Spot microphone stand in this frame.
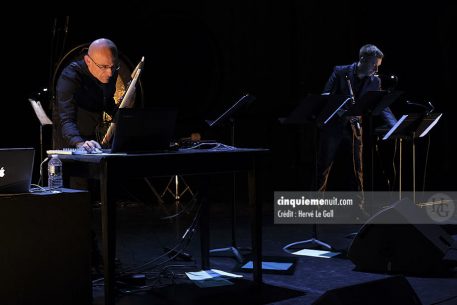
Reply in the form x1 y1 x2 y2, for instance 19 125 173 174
209 118 245 263
206 94 256 263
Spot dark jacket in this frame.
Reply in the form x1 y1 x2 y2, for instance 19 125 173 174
323 62 397 128
53 60 117 148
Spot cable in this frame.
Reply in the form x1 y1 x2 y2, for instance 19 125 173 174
139 207 199 272
118 264 197 295
48 17 72 113
57 17 70 65
50 43 89 103
148 264 194 287
160 192 198 220
91 205 199 286
391 138 398 192
429 295 457 305
38 157 49 187
422 134 431 191
180 142 238 151
30 184 47 193
117 195 202 274
375 136 392 190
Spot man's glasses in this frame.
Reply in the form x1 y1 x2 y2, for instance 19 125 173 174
87 54 120 72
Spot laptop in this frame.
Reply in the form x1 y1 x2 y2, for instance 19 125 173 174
0 148 35 193
110 107 178 153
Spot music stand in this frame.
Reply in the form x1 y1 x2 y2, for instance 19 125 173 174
29 98 53 186
205 94 256 263
205 94 256 127
382 112 443 202
280 94 351 252
343 90 402 192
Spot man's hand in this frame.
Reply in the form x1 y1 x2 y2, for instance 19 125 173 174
76 140 102 153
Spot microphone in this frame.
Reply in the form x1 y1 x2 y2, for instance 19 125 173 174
345 74 355 104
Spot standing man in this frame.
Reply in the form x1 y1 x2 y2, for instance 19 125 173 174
52 38 122 270
53 38 120 152
317 44 397 214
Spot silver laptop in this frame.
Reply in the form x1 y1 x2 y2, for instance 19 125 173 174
0 148 35 193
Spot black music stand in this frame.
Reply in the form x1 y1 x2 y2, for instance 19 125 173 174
29 97 53 186
382 112 443 202
343 90 402 192
280 94 351 252
206 94 256 263
280 93 351 187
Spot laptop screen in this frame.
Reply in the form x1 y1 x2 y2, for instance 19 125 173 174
0 148 35 194
110 108 178 154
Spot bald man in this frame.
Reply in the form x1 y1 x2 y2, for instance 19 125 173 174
53 38 120 152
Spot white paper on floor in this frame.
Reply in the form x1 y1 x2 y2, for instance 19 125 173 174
292 249 340 258
185 269 243 288
241 261 294 270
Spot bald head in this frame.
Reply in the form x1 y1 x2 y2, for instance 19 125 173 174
88 38 118 59
85 38 119 83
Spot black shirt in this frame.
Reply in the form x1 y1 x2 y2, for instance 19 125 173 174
53 59 117 148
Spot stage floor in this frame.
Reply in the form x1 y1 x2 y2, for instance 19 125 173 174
90 183 457 305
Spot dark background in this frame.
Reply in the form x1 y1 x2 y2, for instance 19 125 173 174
2 4 455 193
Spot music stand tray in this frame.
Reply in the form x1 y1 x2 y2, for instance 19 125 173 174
280 94 329 125
382 112 443 201
372 90 403 116
382 112 443 140
344 90 402 116
206 94 256 127
280 91 400 127
315 95 352 127
314 90 400 127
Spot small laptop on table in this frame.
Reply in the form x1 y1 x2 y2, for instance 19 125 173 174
110 107 178 154
0 148 35 194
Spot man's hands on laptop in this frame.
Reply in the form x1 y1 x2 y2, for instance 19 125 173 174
76 140 103 154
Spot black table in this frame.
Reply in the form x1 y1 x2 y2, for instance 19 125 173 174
57 148 269 305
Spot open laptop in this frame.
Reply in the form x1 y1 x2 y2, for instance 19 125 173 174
0 148 35 193
110 107 178 154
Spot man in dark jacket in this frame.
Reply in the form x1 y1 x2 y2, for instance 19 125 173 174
317 44 396 213
52 38 121 270
53 38 119 152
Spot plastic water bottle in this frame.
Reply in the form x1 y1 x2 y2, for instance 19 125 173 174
48 154 63 189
